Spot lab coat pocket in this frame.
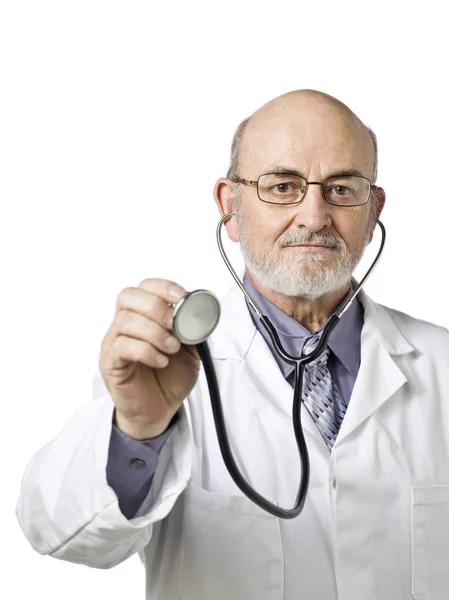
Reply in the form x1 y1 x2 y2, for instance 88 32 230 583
411 485 449 600
180 483 284 600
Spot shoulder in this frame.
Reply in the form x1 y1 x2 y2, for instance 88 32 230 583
380 302 449 350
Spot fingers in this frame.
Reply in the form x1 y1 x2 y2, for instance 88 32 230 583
116 310 181 355
102 279 187 370
114 335 171 369
115 287 173 328
138 278 185 305
115 278 185 320
104 311 181 371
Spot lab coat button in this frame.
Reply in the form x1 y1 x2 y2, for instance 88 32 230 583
130 458 146 468
332 477 336 488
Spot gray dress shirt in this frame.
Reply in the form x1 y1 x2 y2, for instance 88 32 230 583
242 275 364 405
106 277 364 518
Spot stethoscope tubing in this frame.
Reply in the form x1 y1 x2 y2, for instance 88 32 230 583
198 217 386 518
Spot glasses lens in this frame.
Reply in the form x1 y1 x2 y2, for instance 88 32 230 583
324 176 370 206
258 174 306 204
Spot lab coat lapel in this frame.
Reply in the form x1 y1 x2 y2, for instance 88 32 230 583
335 289 414 446
210 283 416 450
239 326 326 447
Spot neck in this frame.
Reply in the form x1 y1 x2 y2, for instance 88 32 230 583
246 271 351 333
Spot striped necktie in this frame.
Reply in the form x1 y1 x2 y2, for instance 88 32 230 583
302 335 346 450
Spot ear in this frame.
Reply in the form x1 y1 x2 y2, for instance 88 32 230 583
368 186 386 242
213 178 240 242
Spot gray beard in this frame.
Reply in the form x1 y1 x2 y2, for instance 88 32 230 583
240 242 362 300
237 218 370 300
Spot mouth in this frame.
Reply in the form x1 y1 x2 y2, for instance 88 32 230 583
285 243 334 250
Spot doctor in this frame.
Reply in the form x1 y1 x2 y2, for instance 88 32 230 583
17 90 449 600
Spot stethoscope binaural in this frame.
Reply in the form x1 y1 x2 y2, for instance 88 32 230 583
172 212 386 519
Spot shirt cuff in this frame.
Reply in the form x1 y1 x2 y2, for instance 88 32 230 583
106 414 179 519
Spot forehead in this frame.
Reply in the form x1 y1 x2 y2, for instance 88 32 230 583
240 105 374 179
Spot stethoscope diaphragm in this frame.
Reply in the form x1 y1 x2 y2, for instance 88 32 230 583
172 289 221 345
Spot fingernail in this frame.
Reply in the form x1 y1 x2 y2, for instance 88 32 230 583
165 335 180 351
169 285 185 302
156 354 169 367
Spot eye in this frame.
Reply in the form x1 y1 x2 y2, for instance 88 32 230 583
258 173 304 204
274 183 295 194
324 176 367 205
332 185 351 196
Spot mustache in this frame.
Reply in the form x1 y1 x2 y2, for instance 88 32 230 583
277 229 347 250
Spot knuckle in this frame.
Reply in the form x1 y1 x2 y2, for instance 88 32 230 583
138 278 151 288
100 336 110 357
114 308 130 330
146 294 163 318
113 334 126 355
110 338 125 364
165 279 176 296
138 277 163 290
116 287 135 309
146 322 166 350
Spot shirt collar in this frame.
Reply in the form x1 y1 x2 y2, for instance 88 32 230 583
243 273 364 379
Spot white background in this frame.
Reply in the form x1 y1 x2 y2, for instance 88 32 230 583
1 0 448 598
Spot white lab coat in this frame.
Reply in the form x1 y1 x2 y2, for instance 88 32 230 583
16 284 449 600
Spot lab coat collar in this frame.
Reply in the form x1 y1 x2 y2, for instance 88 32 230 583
208 281 415 451
209 282 414 361
356 287 414 355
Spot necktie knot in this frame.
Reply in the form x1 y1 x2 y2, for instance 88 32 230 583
302 334 330 368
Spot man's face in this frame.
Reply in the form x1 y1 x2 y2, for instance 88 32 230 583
233 100 379 299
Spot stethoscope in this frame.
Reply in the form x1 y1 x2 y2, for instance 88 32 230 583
171 211 386 519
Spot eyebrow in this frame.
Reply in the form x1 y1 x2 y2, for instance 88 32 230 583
263 166 368 179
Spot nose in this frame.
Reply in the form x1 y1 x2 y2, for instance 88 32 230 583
291 182 332 232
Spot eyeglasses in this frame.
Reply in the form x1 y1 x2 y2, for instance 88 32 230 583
230 172 376 207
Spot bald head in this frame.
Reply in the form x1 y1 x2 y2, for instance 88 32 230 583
227 90 378 184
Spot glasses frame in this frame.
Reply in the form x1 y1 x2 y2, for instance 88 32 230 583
230 172 377 207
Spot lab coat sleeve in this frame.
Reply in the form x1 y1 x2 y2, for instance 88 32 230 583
15 370 193 569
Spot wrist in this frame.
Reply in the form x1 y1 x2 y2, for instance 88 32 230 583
113 410 172 440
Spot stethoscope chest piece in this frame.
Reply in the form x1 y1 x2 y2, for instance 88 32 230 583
172 289 221 345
